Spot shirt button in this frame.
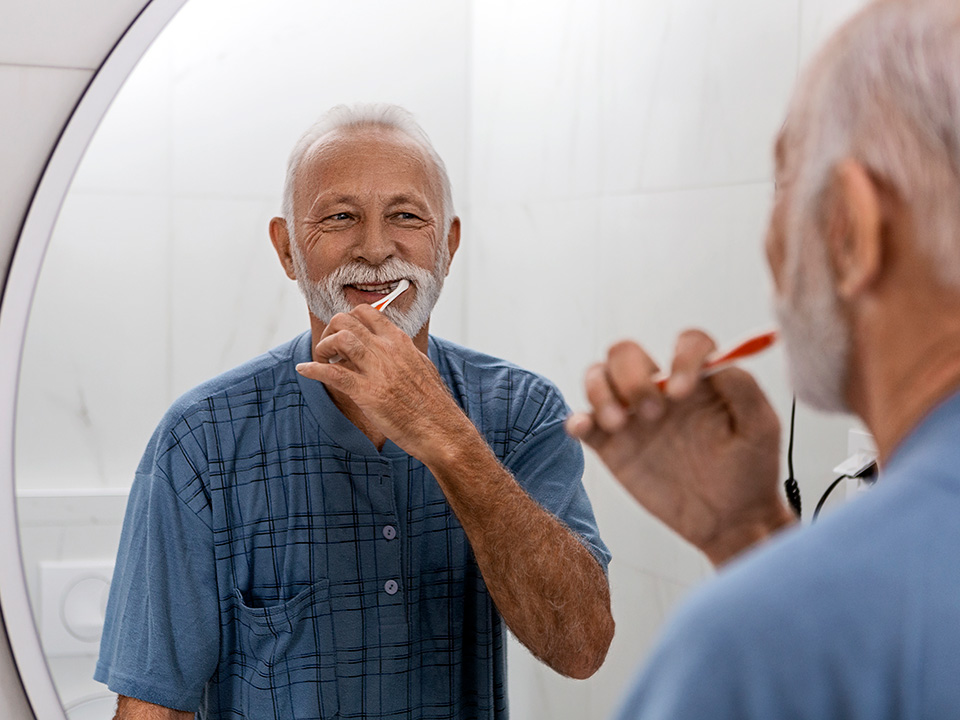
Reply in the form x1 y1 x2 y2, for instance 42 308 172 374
382 525 397 540
384 580 399 595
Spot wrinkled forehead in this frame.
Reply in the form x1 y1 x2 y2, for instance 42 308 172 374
294 128 442 210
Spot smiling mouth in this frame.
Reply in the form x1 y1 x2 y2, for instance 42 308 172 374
347 281 403 294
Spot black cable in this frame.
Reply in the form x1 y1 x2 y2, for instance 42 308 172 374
813 462 878 521
813 475 846 520
784 397 802 517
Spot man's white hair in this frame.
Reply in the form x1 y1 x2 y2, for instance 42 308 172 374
281 103 455 240
786 0 960 288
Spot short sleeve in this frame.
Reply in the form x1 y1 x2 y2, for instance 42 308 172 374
95 418 220 712
501 379 611 571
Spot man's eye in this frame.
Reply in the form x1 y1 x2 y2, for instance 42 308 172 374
326 212 352 221
396 212 422 221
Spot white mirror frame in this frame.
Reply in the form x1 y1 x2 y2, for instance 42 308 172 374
0 1 187 715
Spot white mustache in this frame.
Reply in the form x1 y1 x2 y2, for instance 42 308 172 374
327 260 432 289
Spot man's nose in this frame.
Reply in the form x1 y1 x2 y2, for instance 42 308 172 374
354 219 395 265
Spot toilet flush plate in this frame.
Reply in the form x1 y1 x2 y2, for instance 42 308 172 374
39 560 114 657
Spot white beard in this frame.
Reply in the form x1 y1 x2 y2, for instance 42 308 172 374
775 236 852 413
290 240 449 339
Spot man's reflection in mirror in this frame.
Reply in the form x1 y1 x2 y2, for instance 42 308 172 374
95 104 614 720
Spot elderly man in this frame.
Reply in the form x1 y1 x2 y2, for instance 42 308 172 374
568 0 960 717
96 104 613 719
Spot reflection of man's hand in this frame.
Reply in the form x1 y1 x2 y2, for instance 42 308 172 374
566 330 795 566
296 304 468 463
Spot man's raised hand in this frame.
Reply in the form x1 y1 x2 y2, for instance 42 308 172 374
566 330 795 566
296 304 470 465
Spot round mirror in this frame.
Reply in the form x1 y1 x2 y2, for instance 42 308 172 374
5 0 865 717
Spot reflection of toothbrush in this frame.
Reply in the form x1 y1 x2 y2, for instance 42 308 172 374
329 279 411 363
654 329 778 390
371 278 410 311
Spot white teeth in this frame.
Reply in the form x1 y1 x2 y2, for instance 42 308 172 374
352 281 399 292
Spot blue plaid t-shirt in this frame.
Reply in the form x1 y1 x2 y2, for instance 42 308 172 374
96 331 609 719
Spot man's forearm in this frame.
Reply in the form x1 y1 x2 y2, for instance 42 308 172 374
423 427 614 679
113 695 194 720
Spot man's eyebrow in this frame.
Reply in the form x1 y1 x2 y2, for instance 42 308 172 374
317 194 358 205
305 193 357 216
386 193 431 209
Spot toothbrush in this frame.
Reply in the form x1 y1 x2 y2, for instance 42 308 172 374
370 278 410 311
653 329 778 390
328 279 411 363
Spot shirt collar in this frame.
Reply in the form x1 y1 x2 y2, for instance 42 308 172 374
884 386 960 478
293 330 439 459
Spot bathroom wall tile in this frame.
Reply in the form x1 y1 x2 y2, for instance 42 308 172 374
167 0 469 206
599 0 799 192
16 493 126 619
799 0 872 65
469 0 602 205
595 184 777 363
0 0 148 69
168 195 304 394
507 636 590 720
429 206 469 347
0 64 91 277
461 197 600 409
47 656 115 716
16 490 129 529
69 35 173 196
588 567 697 719
16 192 172 491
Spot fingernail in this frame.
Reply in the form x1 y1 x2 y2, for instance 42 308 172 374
641 399 663 421
295 363 306 374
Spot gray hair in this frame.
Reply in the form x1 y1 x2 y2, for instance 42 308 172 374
786 0 960 287
281 103 455 240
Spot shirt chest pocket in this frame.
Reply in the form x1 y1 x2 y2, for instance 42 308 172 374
230 579 340 719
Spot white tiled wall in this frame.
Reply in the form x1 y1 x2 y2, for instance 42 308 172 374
5 0 874 718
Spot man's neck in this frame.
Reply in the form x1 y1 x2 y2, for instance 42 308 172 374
850 292 960 465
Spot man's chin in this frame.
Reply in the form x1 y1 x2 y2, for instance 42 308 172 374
787 356 852 414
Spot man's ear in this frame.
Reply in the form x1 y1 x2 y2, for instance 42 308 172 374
269 217 297 280
826 159 883 299
444 217 461 276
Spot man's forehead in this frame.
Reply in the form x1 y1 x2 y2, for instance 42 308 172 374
305 127 427 169
773 118 800 174
297 128 435 190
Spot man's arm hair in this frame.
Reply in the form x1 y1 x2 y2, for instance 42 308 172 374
113 695 194 719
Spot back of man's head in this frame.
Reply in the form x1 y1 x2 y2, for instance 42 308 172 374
787 0 960 288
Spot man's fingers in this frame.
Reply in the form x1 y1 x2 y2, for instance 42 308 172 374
606 340 664 420
667 329 718 399
565 411 596 440
352 303 401 335
295 359 356 392
708 366 780 440
315 329 368 365
584 363 629 432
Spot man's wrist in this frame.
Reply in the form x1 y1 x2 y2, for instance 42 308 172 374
702 500 797 567
413 403 488 473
